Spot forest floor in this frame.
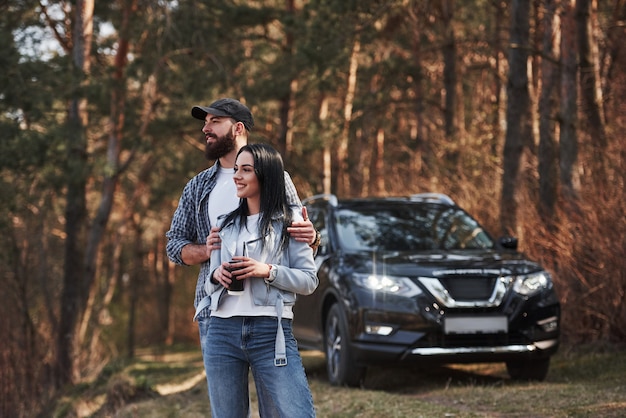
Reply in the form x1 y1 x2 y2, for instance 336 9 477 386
55 342 625 418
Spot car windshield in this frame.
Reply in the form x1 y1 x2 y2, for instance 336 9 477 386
335 203 494 252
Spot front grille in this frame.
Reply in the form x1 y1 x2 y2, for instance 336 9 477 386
439 277 496 301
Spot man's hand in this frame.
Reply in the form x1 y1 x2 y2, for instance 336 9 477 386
205 226 222 258
287 207 316 245
181 226 221 266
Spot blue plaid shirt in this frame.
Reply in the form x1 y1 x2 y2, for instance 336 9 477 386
165 160 302 319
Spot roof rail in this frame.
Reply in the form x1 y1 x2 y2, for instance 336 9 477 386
302 193 338 207
409 193 455 206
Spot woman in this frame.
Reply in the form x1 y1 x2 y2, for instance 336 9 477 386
195 143 318 418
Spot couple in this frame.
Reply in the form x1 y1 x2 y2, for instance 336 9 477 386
166 98 318 417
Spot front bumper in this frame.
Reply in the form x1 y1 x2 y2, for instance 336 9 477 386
351 337 560 366
409 338 559 361
411 338 559 356
346 289 560 366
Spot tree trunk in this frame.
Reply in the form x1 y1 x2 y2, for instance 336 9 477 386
78 0 136 363
501 0 531 236
603 2 626 123
560 0 581 200
441 0 457 145
576 0 607 187
279 79 298 159
316 94 332 195
56 0 94 388
529 0 542 153
409 2 426 178
492 1 507 160
538 0 560 219
278 0 297 159
337 39 360 197
370 128 385 195
161 235 175 346
126 225 141 359
352 128 366 195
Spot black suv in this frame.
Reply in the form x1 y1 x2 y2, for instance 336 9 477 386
293 193 560 386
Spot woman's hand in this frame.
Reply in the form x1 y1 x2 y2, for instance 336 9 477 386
211 261 236 288
211 257 272 288
227 256 272 280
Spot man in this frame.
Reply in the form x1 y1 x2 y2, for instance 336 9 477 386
165 98 319 397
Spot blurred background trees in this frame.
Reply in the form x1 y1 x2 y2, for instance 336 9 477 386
1 0 624 415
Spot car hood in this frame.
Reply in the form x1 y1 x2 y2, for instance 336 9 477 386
342 250 544 278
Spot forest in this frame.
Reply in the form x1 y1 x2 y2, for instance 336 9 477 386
1 0 624 416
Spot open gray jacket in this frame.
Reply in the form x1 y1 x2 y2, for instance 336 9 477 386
194 208 318 318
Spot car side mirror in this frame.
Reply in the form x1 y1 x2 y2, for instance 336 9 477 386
498 236 518 250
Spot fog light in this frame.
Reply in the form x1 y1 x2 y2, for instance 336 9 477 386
365 325 394 336
537 316 559 332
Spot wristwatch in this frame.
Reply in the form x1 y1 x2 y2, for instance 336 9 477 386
309 230 321 250
266 264 278 283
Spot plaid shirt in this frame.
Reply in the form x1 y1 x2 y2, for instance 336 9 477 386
165 160 302 319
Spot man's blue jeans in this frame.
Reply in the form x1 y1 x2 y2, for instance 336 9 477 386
198 316 316 418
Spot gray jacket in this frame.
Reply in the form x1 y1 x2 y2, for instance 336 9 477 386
194 209 318 318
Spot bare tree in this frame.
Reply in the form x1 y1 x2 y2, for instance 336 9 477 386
602 0 626 123
337 38 360 196
55 0 139 386
501 0 532 235
318 94 332 195
278 0 298 159
408 1 426 177
56 0 94 387
576 0 607 187
492 1 508 160
441 0 458 143
82 0 138 335
560 0 581 200
538 0 560 219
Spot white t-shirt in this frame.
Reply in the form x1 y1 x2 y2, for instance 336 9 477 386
212 213 294 319
208 166 239 228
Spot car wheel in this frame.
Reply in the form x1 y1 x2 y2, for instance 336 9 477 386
324 303 366 387
506 357 551 381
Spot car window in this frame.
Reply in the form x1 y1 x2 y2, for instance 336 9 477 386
335 204 493 252
434 208 494 250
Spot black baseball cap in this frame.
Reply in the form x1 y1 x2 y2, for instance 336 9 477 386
191 98 254 131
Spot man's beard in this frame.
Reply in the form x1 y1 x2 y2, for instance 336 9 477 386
205 129 236 160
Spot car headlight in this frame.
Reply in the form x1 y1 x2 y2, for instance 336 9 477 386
353 273 422 297
513 271 552 296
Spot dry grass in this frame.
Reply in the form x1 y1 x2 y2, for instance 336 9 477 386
52 342 626 418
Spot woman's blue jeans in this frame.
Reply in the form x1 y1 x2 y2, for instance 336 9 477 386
198 316 316 418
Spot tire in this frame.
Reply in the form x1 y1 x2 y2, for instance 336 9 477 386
506 357 551 381
324 303 366 387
